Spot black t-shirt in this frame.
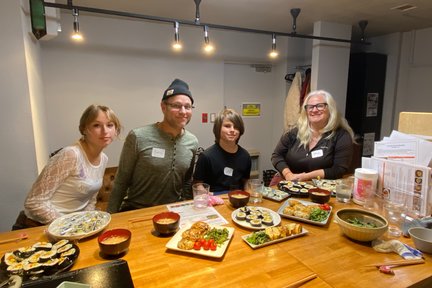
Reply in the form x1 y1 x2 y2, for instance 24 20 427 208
271 128 353 179
193 143 251 193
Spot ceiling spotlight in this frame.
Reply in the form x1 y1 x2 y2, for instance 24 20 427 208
269 33 278 58
203 25 214 53
172 21 182 51
71 8 83 41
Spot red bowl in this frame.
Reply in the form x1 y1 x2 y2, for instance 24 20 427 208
309 188 331 204
228 190 250 208
152 212 180 235
98 228 131 256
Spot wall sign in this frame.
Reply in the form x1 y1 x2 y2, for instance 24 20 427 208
366 93 379 117
242 103 261 117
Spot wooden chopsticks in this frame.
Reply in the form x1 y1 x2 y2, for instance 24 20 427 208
286 273 317 288
128 217 153 223
0 233 28 245
365 258 425 267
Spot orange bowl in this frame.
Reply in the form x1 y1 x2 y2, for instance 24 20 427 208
309 188 331 204
98 228 131 256
152 212 180 235
228 190 250 208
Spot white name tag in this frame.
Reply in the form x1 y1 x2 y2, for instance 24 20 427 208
311 149 323 158
224 167 233 176
151 148 165 158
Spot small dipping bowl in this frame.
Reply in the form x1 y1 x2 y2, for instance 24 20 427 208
98 228 131 256
309 188 331 204
152 211 180 235
409 227 432 254
228 190 250 208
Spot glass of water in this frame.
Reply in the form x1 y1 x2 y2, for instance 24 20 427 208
335 177 353 203
247 179 263 204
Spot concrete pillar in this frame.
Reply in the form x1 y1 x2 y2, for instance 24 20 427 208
311 21 351 115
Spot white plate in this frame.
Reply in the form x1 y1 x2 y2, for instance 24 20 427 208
277 199 332 226
231 206 281 230
262 187 290 202
242 227 309 249
47 211 111 240
312 179 338 193
165 225 235 258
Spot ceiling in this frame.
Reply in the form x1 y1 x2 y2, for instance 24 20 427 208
68 0 432 40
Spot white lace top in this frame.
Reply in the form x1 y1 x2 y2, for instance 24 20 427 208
24 142 108 224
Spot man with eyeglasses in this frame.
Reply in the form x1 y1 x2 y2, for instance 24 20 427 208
108 79 199 213
271 90 355 182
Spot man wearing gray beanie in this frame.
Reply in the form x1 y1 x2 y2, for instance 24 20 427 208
108 79 199 212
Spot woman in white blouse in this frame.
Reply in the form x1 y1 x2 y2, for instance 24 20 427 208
12 104 121 230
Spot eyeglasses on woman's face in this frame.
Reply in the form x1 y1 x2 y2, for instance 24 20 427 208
304 103 327 112
165 102 195 111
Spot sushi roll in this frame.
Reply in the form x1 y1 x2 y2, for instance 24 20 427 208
300 188 309 194
60 248 76 258
14 246 36 258
57 257 72 270
245 214 257 223
262 216 274 226
42 258 59 274
56 244 73 254
250 219 262 227
27 250 44 263
236 211 246 221
33 242 52 251
52 239 70 251
7 262 24 274
39 250 57 262
4 252 20 266
23 262 44 274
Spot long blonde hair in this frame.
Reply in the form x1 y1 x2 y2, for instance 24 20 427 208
297 90 355 148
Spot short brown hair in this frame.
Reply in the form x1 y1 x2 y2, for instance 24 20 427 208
213 108 245 144
79 104 122 136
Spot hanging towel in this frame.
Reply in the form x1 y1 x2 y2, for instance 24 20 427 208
284 71 302 132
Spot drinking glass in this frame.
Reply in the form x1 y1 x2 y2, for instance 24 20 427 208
192 183 210 209
383 189 407 238
247 179 263 204
336 177 353 203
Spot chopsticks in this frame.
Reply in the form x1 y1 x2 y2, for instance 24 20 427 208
286 273 317 288
128 217 153 223
0 233 28 245
365 258 425 267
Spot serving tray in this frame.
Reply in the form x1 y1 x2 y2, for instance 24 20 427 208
277 199 332 226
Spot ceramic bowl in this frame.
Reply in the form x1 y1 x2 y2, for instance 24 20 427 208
335 208 388 242
309 188 331 204
98 228 131 256
409 227 432 254
152 212 180 235
228 190 250 208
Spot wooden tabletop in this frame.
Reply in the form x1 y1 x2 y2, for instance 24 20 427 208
1 197 431 288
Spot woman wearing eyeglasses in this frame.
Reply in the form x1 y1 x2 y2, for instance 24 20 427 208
271 90 355 182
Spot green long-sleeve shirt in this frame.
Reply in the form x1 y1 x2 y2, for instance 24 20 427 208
108 123 198 213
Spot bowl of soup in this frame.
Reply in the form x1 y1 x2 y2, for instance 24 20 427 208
98 228 131 256
308 188 331 204
152 211 180 235
228 190 250 208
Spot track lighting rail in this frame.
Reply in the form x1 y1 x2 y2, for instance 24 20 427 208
42 1 369 45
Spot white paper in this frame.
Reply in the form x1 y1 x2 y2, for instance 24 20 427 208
167 201 228 229
374 140 418 162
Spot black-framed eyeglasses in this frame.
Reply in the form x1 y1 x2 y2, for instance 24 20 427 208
304 103 327 112
165 102 195 111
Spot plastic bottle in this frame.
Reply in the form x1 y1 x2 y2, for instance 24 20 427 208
353 168 378 205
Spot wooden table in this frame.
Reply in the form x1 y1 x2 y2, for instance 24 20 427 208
1 197 431 288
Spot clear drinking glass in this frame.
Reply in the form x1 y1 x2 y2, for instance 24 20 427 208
247 179 263 204
383 189 407 238
336 177 354 203
192 183 210 209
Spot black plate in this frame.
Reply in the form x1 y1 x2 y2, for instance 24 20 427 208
277 181 315 198
0 241 80 281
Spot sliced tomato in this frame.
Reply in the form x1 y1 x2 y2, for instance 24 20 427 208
210 243 217 251
208 239 215 245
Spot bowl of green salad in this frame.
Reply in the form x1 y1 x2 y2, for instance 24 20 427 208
335 208 388 242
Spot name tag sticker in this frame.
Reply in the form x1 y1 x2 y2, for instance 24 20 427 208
224 167 233 176
311 149 323 158
152 148 165 158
